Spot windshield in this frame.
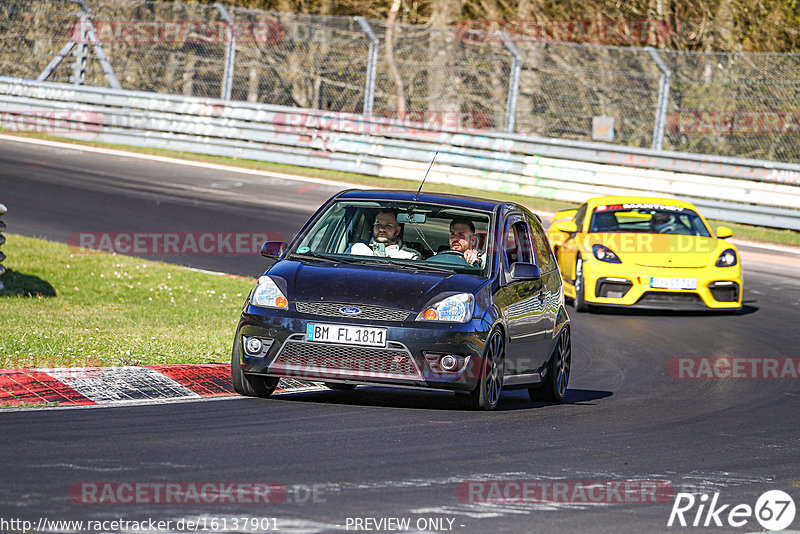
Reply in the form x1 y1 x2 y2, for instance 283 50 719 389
291 199 493 276
588 203 711 237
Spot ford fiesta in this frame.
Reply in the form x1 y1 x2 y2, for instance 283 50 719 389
231 190 571 410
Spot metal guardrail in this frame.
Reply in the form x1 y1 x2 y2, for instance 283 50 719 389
0 76 799 230
5 0 800 164
0 202 6 290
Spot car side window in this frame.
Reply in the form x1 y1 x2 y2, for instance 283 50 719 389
504 218 533 270
574 204 587 231
528 217 557 273
305 207 347 252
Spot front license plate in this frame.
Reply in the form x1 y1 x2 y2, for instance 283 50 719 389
649 277 698 290
306 323 387 348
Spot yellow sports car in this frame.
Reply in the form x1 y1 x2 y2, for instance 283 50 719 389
546 196 742 311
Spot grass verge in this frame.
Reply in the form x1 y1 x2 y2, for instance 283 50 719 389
2 131 798 247
0 234 254 369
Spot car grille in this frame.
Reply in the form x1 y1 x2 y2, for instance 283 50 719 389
294 302 411 322
270 338 422 380
636 291 706 308
709 282 739 302
596 279 633 298
638 292 702 303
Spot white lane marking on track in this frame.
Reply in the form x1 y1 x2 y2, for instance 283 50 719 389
731 238 800 255
3 134 796 261
286 469 776 522
0 134 365 189
28 463 133 472
666 471 774 493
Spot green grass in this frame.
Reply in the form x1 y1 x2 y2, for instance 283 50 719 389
0 400 59 408
708 220 800 247
0 234 254 369
2 131 798 247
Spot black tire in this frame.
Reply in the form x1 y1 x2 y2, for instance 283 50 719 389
529 327 571 402
230 334 279 398
574 257 589 313
324 382 357 391
456 330 505 411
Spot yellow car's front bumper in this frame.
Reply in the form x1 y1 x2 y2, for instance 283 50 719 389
576 260 742 310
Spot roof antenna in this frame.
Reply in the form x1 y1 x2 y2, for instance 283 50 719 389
414 150 439 202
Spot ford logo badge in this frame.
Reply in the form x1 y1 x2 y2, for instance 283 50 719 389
339 306 362 316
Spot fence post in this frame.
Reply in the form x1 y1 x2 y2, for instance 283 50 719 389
355 16 378 116
500 31 521 133
72 12 89 85
647 47 671 151
39 1 121 88
215 3 236 101
0 202 7 291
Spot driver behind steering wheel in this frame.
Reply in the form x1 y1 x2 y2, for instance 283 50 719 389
448 218 482 266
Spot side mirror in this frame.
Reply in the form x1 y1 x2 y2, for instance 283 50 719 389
260 241 287 259
550 220 577 234
509 262 541 281
716 226 733 239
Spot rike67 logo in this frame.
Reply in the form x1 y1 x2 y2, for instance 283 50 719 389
668 490 796 531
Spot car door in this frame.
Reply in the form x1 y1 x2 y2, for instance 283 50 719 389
494 214 549 377
527 215 561 372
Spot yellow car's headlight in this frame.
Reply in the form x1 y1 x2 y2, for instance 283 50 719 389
592 244 621 264
715 248 737 267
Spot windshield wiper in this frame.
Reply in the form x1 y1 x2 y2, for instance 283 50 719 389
288 252 346 263
368 258 455 274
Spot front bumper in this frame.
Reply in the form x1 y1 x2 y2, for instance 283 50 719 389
582 261 742 310
235 304 491 392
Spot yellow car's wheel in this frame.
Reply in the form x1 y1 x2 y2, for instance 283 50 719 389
574 257 589 313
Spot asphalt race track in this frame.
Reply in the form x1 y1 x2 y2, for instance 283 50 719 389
1 136 799 533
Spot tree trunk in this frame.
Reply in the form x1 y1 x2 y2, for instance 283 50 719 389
182 55 196 96
427 0 461 123
385 0 406 118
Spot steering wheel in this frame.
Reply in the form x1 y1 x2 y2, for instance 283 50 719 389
426 248 472 267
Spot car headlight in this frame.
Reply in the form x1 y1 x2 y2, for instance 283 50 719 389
417 294 474 323
251 276 288 309
592 244 621 263
715 248 737 267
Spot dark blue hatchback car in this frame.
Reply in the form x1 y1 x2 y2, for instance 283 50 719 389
231 190 571 410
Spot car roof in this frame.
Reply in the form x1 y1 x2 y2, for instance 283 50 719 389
586 195 699 210
336 189 505 212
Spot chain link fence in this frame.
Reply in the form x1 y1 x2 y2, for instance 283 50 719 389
1 0 800 163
